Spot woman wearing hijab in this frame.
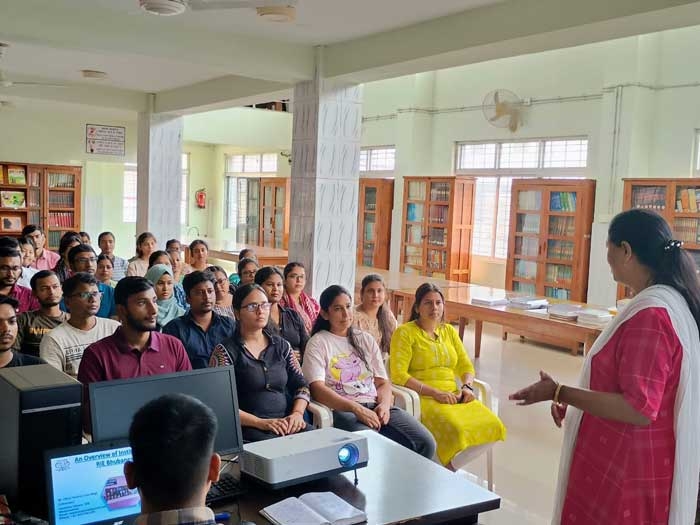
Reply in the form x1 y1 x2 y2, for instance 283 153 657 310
145 264 185 331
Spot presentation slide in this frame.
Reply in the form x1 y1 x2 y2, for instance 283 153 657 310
50 446 141 525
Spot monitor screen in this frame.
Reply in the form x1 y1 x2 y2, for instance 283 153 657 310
89 367 243 455
45 441 140 525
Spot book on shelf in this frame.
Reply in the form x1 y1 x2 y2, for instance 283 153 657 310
0 191 25 209
260 492 366 525
675 187 700 213
632 186 666 210
518 190 542 211
7 167 26 185
550 192 577 212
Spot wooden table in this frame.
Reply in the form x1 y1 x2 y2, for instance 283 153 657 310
391 285 603 357
219 431 500 524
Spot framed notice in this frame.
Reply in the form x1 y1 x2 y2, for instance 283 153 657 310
86 124 126 156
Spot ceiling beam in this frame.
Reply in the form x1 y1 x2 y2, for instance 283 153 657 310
324 0 700 83
0 83 149 112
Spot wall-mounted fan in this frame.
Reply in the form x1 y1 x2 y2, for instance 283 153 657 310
482 89 523 133
139 0 298 21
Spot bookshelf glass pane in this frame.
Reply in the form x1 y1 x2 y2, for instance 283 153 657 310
406 203 424 223
545 263 572 284
673 218 700 244
549 191 577 212
405 224 422 245
547 240 574 261
47 172 75 189
517 190 542 211
275 186 285 207
516 213 540 234
428 227 447 247
407 181 426 201
364 188 377 210
362 244 374 266
363 213 376 242
427 249 446 272
513 281 536 295
514 259 537 279
430 182 450 202
631 185 666 210
545 287 571 300
28 168 42 187
514 237 538 257
403 246 422 267
548 216 575 237
675 186 700 213
429 205 448 224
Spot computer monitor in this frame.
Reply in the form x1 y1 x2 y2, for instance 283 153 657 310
89 367 243 455
45 440 140 525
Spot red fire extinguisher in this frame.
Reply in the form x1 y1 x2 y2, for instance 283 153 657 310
195 188 206 209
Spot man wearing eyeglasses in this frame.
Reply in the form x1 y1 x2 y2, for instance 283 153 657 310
63 244 117 319
40 273 120 377
0 246 40 313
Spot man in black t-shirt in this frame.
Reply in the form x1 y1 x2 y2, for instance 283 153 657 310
0 295 44 368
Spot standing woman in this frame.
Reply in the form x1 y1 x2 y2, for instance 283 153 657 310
510 209 700 525
210 284 311 442
255 266 308 362
280 262 319 333
390 283 506 470
354 274 397 359
184 239 209 274
127 232 157 277
208 265 234 319
145 264 185 330
302 285 436 459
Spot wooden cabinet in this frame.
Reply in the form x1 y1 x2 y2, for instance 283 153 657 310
233 177 261 246
505 179 595 302
260 178 290 250
0 162 81 249
399 176 475 282
620 178 700 298
357 178 394 269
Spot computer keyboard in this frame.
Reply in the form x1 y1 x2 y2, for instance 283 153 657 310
206 473 247 506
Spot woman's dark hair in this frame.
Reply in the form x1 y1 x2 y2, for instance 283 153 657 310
311 285 374 375
254 266 284 286
79 231 91 242
58 233 81 257
189 239 209 254
360 274 393 355
283 262 304 279
232 283 267 310
148 250 171 268
18 236 36 250
135 232 156 257
98 231 114 244
609 209 700 331
206 265 227 277
237 257 259 277
409 283 446 323
238 248 255 260
166 239 181 252
96 253 113 266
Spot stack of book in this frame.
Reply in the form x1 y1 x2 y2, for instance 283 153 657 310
577 309 613 327
548 304 582 321
509 297 549 310
471 296 509 307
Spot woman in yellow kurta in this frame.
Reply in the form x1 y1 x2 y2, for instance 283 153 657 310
390 283 506 468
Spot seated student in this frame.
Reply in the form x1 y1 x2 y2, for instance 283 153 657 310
162 271 235 369
149 250 187 310
255 266 308 362
65 244 117 318
53 232 82 283
96 254 117 288
302 285 436 459
127 232 157 277
168 248 185 284
390 283 506 469
0 246 39 313
14 270 68 358
0 296 45 368
98 231 128 281
40 273 120 377
210 284 311 442
229 248 256 286
208 265 234 318
79 231 91 245
22 225 59 271
124 393 221 525
354 274 397 359
17 236 38 289
145 264 185 330
184 240 209 274
280 262 320 333
237 258 259 287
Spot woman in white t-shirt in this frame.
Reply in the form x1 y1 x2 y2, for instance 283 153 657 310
302 285 436 459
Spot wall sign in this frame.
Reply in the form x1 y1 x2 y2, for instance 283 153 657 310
86 124 126 156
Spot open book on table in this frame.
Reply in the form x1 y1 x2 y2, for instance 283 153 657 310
260 491 366 525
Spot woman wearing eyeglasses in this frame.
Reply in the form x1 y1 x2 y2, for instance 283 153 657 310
237 258 259 287
209 283 312 442
207 265 234 319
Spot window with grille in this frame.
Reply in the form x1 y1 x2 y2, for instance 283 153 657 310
226 153 278 174
181 153 189 225
123 163 137 223
360 146 395 172
456 138 587 259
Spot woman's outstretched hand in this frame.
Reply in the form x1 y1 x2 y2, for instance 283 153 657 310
509 370 559 406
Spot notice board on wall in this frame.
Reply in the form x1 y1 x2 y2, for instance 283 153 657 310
86 124 126 156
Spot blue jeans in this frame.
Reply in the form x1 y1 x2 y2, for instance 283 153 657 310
332 403 436 460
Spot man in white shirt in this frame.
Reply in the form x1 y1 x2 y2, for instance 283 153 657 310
40 272 119 377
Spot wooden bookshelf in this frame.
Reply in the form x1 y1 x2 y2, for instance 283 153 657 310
232 177 261 246
399 176 475 282
0 162 81 248
357 178 394 269
620 178 700 298
260 178 290 250
505 178 596 302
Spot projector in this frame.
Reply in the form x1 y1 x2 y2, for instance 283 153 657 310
240 428 368 489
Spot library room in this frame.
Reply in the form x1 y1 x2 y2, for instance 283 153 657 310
1 2 700 525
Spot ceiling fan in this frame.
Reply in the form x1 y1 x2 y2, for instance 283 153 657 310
139 0 298 21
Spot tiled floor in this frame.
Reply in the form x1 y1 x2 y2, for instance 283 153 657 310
454 323 584 525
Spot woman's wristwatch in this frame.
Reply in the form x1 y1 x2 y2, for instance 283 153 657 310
461 383 474 392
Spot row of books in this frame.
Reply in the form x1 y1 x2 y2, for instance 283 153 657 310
545 264 572 283
545 287 571 301
429 183 451 202
28 189 41 208
515 237 539 257
673 218 700 244
514 260 537 279
548 216 576 236
48 192 75 208
428 228 447 247
48 212 75 228
427 250 446 271
631 186 666 210
405 225 422 245
406 182 427 201
428 206 449 224
513 282 536 295
517 214 540 234
549 192 577 212
517 191 542 211
405 203 424 222
47 173 75 188
675 187 700 212
547 240 575 260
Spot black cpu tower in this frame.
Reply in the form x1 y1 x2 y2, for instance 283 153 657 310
0 364 82 519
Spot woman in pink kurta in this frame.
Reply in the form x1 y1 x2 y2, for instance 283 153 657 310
510 209 700 525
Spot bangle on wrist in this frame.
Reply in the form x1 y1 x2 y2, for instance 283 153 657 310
418 383 424 395
553 383 563 404
462 384 474 392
